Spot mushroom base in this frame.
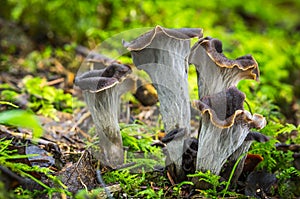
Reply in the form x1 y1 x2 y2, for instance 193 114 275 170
220 141 252 183
196 114 249 175
83 88 124 168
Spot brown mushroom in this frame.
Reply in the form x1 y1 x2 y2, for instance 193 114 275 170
75 63 133 168
124 25 203 181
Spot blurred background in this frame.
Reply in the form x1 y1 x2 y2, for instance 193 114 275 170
0 0 299 124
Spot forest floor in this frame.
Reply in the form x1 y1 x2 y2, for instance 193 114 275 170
0 31 300 198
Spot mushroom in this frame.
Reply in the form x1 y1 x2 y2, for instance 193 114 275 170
75 63 133 168
189 37 259 99
182 137 198 175
193 86 266 175
221 131 269 183
123 25 203 181
188 36 266 178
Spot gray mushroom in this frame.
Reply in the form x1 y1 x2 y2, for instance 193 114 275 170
189 37 259 99
124 25 203 181
189 36 266 178
221 131 269 183
75 63 133 168
193 87 266 175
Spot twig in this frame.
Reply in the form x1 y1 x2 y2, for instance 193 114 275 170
78 176 88 191
3 130 58 147
66 150 86 183
70 111 91 132
46 78 65 86
61 135 75 144
0 166 26 183
167 170 175 186
164 184 176 198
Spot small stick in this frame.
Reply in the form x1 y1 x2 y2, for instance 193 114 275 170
66 150 86 183
167 170 175 186
46 78 65 86
78 176 88 191
70 111 91 132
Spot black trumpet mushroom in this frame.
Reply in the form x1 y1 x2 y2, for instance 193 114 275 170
189 37 267 181
124 25 203 181
75 63 134 168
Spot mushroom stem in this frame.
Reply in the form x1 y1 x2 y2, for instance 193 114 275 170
196 113 249 174
83 87 123 168
220 131 269 182
124 26 202 132
124 25 203 181
75 63 133 168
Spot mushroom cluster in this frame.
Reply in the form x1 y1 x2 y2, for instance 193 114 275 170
75 25 269 185
187 37 269 184
124 26 268 183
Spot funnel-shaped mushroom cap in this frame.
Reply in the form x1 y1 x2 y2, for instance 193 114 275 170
123 25 202 133
123 25 203 51
189 37 260 98
194 87 266 129
75 63 132 92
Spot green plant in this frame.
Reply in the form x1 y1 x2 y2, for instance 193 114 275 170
22 76 83 120
250 122 300 172
1 76 84 121
0 89 19 102
120 123 159 154
172 181 194 197
135 187 164 199
21 47 52 73
0 109 42 138
120 123 164 171
276 167 300 199
75 187 110 199
21 44 80 72
188 171 237 198
248 122 300 198
13 186 42 199
0 138 71 198
103 169 146 197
